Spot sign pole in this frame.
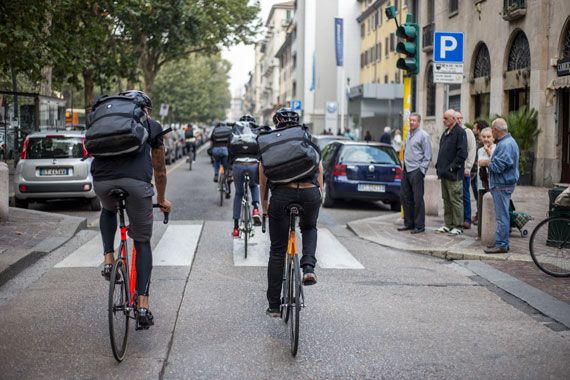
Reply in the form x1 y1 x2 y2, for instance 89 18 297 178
400 75 412 162
339 66 346 135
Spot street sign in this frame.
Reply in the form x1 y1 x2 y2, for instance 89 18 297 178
291 99 302 111
434 32 464 63
159 103 169 117
433 62 463 83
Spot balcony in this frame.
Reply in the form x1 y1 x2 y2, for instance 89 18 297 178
422 22 434 52
502 0 526 21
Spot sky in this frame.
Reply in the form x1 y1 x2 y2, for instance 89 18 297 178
221 0 285 96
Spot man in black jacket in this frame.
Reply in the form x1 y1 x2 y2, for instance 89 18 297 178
435 109 467 235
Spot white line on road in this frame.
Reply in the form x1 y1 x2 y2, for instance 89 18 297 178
152 224 203 266
54 233 118 268
233 227 364 269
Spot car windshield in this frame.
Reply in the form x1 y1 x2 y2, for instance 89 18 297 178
316 137 344 150
27 136 84 159
339 145 399 165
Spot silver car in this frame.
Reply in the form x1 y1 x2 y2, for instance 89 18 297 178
14 130 100 210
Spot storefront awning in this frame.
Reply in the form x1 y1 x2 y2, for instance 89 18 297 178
545 76 570 106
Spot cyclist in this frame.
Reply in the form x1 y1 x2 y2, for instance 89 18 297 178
229 117 262 237
92 90 171 329
259 108 323 318
184 124 196 162
210 122 231 191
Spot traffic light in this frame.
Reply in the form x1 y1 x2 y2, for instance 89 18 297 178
395 14 420 75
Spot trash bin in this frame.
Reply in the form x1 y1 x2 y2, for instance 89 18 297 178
548 186 567 210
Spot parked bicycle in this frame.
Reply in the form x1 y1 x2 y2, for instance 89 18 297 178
529 214 570 277
107 189 169 362
262 203 305 356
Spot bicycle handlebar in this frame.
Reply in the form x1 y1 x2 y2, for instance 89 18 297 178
152 204 169 224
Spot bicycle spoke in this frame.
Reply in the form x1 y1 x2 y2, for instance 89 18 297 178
530 217 570 277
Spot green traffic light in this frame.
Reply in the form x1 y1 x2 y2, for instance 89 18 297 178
385 5 397 20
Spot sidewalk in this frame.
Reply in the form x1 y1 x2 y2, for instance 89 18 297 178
347 185 570 308
0 207 86 287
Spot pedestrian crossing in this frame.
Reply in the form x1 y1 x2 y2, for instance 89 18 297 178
233 227 364 269
54 222 363 270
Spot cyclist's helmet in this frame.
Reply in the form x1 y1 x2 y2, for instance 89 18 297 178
239 114 256 123
272 107 299 128
119 90 152 110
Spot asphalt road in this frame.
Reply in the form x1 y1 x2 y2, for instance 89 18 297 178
1 149 569 379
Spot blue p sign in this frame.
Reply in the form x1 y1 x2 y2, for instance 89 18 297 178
291 99 302 111
434 32 464 63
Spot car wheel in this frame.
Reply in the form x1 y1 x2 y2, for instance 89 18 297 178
89 197 102 211
15 197 28 209
390 201 401 211
322 182 335 208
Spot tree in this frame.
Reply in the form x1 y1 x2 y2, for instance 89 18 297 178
153 54 231 123
116 0 260 97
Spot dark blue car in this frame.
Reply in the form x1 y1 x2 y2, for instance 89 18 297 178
321 141 402 210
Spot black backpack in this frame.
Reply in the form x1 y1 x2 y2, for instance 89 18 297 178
85 95 149 157
211 124 232 143
257 125 320 184
229 121 259 157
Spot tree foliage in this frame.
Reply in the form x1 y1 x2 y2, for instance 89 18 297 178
153 54 231 123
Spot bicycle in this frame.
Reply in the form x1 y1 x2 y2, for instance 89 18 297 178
107 188 169 362
262 203 305 356
239 171 255 259
529 213 570 277
217 166 231 207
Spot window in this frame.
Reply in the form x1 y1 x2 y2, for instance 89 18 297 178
385 37 389 56
376 43 380 62
375 11 379 28
395 72 400 84
449 0 458 14
27 136 85 159
395 0 399 10
384 75 389 83
292 81 296 97
360 23 365 37
339 145 399 165
292 53 297 69
365 51 369 66
448 84 461 111
370 47 374 62
360 53 364 68
428 0 435 22
390 33 395 52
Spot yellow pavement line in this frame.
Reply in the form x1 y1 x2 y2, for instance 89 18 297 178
166 156 187 174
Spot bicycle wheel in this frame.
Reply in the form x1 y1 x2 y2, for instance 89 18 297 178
283 257 292 324
530 216 570 277
108 258 130 362
290 254 301 356
188 157 193 171
243 189 250 259
219 173 224 207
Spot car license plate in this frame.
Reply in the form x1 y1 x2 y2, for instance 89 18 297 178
39 168 70 176
357 184 385 192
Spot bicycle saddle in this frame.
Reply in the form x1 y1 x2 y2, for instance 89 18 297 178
107 188 129 199
286 203 304 215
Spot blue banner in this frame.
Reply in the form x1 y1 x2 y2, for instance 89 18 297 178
309 51 316 91
335 18 344 67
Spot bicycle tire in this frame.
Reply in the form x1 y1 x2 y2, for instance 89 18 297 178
529 216 570 277
219 173 224 207
283 257 292 324
188 158 192 171
290 254 301 356
108 258 130 362
244 186 250 259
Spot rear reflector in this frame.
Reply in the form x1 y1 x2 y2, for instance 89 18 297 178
20 137 29 160
19 184 27 193
395 167 402 180
83 184 91 191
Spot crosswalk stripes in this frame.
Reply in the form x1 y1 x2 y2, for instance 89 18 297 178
233 227 364 269
54 223 203 268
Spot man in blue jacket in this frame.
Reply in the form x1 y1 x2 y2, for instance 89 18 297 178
481 118 519 254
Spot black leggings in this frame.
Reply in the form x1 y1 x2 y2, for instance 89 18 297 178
100 208 153 296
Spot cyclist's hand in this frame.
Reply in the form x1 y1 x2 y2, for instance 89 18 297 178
158 199 172 214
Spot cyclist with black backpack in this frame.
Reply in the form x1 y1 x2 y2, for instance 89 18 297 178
258 108 323 318
228 117 263 237
88 90 171 329
210 122 232 187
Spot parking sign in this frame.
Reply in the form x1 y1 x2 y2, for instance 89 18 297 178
434 32 464 63
291 99 302 111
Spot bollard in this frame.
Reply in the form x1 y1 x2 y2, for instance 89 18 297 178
0 162 8 222
481 191 496 246
424 175 440 216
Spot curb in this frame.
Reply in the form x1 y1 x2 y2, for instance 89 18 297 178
0 208 86 287
346 216 531 262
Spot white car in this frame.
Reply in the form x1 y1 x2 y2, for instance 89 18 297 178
14 130 100 210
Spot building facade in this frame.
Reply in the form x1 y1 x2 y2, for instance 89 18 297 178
416 0 570 185
350 0 410 141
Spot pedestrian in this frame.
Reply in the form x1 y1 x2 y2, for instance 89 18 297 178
392 129 402 154
364 130 372 142
344 128 356 140
483 118 519 254
435 109 468 236
380 126 391 144
471 119 489 225
397 113 432 234
456 111 476 230
475 126 495 238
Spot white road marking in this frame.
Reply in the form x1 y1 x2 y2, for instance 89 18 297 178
152 224 203 266
233 227 364 269
54 233 118 268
